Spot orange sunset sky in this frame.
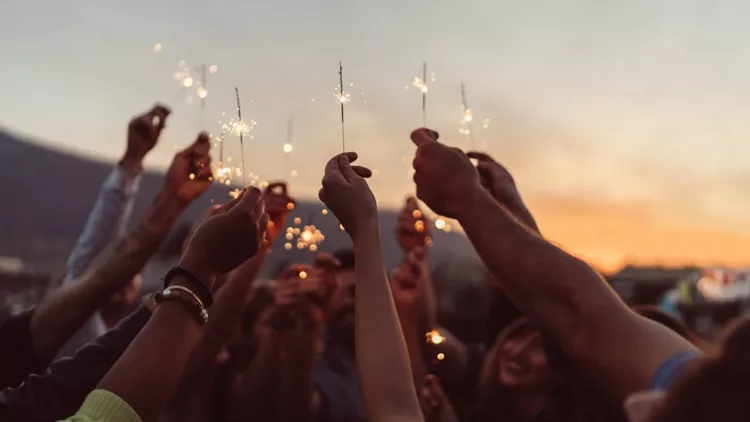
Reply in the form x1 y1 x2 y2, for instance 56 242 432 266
1 1 749 272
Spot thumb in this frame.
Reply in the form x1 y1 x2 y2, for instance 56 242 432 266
184 132 211 156
410 128 439 148
236 186 263 213
339 152 359 180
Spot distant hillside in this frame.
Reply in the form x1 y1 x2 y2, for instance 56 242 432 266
0 130 478 287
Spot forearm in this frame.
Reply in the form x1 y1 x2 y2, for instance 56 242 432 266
232 330 282 421
65 164 142 282
353 226 423 422
97 298 201 422
396 306 427 387
32 188 185 361
276 324 318 422
173 250 268 395
457 190 616 340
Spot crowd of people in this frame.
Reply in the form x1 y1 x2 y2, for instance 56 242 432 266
0 104 748 422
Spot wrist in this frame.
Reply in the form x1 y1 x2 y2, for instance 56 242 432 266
455 185 495 223
176 257 215 291
119 153 144 171
351 216 380 244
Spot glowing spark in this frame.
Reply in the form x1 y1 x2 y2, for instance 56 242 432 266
294 217 302 225
290 170 298 178
482 118 490 129
284 243 292 250
299 270 308 280
321 209 328 215
189 173 195 180
437 353 445 361
197 87 208 99
426 330 445 345
283 143 293 153
287 202 295 210
412 209 423 219
412 76 428 93
182 77 194 88
153 43 162 53
209 65 218 73
435 218 446 230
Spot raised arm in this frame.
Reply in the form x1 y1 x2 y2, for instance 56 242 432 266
72 187 269 422
163 183 293 421
410 128 697 398
57 105 170 359
320 152 423 422
30 133 212 364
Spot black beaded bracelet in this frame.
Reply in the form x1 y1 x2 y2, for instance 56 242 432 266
163 267 214 308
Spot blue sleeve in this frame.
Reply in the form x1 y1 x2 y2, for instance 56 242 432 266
651 350 700 390
56 165 141 360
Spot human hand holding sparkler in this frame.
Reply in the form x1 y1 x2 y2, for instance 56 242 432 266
121 104 171 169
179 187 269 286
318 152 375 240
390 247 436 324
465 151 539 233
396 197 432 254
411 128 483 220
263 182 295 244
164 132 213 203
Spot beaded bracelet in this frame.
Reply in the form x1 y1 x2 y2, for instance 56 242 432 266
154 285 209 325
163 267 214 308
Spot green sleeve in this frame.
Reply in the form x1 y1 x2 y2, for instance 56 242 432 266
59 389 141 422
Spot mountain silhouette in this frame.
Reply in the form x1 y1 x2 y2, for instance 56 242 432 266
0 130 478 289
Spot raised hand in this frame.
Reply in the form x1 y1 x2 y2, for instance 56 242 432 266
390 247 433 310
121 104 171 168
419 375 459 422
179 187 269 286
466 151 538 232
164 132 213 203
262 182 295 244
411 128 483 219
396 197 431 254
318 152 375 239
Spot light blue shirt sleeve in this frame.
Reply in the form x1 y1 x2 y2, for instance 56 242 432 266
651 350 701 390
55 165 141 359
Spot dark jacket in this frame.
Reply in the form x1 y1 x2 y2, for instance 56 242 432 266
0 306 150 422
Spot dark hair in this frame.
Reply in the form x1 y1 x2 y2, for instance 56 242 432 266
650 316 750 422
334 248 355 271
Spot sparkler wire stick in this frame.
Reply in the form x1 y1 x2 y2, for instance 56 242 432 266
461 83 475 146
285 118 294 178
422 62 427 127
200 64 207 130
339 62 345 152
235 87 247 185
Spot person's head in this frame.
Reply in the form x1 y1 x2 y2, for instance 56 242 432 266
328 248 356 342
432 258 494 344
642 317 750 422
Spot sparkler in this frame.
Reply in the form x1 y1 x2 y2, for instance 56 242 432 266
283 211 326 252
235 87 247 185
284 118 294 178
410 62 435 126
336 62 348 152
460 83 475 145
421 62 427 126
